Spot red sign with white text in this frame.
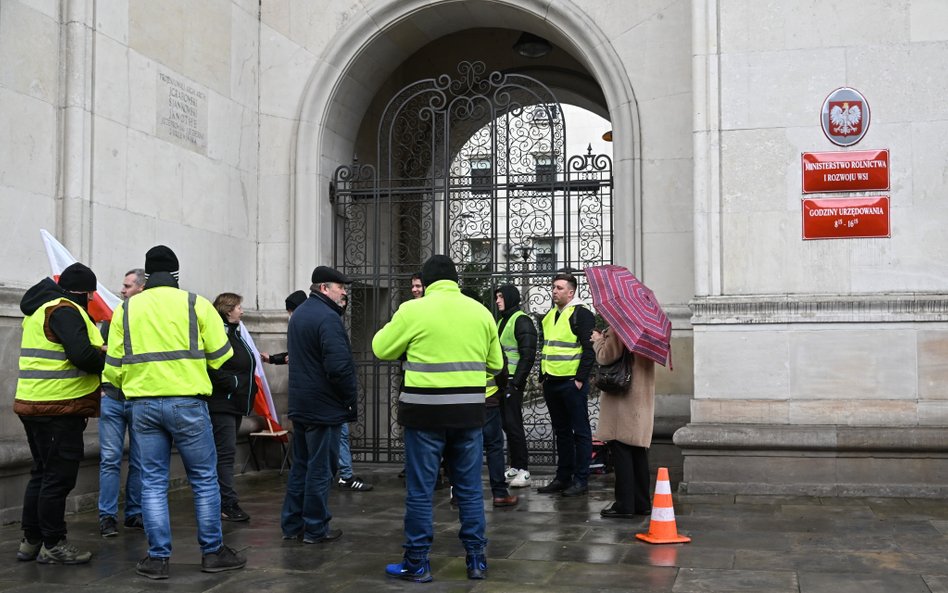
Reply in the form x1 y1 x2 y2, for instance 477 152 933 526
801 149 889 193
802 196 890 240
801 150 889 194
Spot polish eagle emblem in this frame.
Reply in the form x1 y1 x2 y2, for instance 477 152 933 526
829 101 862 136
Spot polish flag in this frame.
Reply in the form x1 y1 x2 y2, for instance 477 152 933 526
41 229 285 434
239 320 286 435
41 229 120 322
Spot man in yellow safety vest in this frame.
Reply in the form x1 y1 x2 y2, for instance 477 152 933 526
15 263 105 565
374 255 503 583
104 245 245 580
537 271 596 497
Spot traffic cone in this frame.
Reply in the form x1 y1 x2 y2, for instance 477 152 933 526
635 467 691 544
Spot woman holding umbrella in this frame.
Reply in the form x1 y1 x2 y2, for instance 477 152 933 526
585 264 671 519
591 327 655 518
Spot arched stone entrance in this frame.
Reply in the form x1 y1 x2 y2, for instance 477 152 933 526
291 0 645 466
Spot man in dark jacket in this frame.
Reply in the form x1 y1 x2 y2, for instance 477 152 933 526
15 263 105 565
280 267 357 544
493 284 537 488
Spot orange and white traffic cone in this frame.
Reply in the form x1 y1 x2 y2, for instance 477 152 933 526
635 467 691 544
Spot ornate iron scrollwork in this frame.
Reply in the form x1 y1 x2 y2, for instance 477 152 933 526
332 61 613 466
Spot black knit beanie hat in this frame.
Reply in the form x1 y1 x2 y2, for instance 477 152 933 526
144 245 179 277
58 262 97 292
421 255 459 285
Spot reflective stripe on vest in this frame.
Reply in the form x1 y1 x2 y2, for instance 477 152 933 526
402 361 486 373
485 373 498 398
16 298 103 401
399 392 486 405
540 306 582 376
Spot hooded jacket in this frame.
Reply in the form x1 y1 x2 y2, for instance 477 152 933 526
286 291 358 425
15 277 105 416
495 284 538 393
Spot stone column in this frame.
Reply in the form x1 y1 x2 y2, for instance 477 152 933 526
60 0 96 261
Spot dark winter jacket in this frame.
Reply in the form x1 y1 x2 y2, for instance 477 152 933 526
208 320 258 416
286 292 358 425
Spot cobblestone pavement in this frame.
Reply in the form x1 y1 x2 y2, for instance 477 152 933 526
1 465 946 592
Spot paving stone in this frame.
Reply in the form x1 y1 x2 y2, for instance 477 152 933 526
0 465 945 592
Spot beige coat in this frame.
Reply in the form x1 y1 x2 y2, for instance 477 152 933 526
592 328 655 448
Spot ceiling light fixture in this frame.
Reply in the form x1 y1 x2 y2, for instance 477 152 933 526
513 32 552 58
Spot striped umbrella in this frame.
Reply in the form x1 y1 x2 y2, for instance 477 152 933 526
585 265 672 368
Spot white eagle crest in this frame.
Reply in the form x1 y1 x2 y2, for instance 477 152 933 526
830 102 861 136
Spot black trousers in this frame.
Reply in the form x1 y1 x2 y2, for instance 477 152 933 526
609 441 651 514
210 412 241 508
20 415 87 547
499 388 529 470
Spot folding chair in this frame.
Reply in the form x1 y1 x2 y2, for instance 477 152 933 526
243 417 291 475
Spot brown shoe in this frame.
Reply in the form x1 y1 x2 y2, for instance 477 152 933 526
492 495 519 507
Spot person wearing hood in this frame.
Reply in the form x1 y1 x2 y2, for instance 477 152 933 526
103 245 245 579
373 255 503 583
15 262 105 565
493 284 537 489
207 293 258 523
536 271 596 497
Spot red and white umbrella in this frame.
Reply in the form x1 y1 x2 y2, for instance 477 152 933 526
585 265 672 368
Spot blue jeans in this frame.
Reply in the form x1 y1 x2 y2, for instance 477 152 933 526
98 396 142 519
281 422 341 540
337 422 352 480
482 407 509 498
542 379 592 486
130 397 222 558
403 426 486 561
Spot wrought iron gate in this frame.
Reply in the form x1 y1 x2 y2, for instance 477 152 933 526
332 61 613 465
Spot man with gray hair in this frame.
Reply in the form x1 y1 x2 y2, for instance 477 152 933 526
98 269 146 537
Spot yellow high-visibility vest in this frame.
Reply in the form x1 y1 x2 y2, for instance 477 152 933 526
540 306 582 377
17 298 103 401
103 286 232 396
373 280 503 405
500 309 527 376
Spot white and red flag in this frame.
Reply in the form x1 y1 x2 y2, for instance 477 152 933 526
40 229 120 322
41 229 285 433
239 320 286 434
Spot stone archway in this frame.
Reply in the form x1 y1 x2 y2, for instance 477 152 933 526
292 0 642 288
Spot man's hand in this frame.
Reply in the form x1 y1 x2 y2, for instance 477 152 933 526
574 380 583 390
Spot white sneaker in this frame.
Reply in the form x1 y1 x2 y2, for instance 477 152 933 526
504 467 519 481
509 469 531 488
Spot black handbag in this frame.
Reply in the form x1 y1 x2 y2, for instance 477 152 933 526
594 349 632 393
